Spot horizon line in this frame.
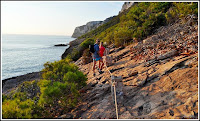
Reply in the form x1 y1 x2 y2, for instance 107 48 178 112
2 33 73 37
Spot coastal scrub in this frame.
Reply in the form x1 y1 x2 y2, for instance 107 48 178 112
2 58 87 119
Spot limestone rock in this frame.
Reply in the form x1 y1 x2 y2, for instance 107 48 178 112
72 21 103 38
71 16 116 38
119 2 134 13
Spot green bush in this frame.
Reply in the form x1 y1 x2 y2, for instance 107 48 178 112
114 26 133 47
2 80 38 119
2 99 34 119
41 58 86 109
2 58 87 118
80 38 94 49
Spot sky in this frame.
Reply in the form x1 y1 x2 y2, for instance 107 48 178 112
1 1 124 36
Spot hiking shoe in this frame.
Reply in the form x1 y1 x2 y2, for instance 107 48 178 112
93 73 96 77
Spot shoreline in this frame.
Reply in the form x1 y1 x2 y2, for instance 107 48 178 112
2 71 42 94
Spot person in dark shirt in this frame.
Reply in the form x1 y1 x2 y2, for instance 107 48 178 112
92 39 103 77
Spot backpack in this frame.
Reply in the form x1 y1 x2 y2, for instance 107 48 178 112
89 44 95 53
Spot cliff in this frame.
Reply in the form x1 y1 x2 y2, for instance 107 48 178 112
119 2 134 13
71 16 116 38
72 21 103 38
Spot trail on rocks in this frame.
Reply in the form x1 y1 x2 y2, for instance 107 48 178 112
60 16 198 119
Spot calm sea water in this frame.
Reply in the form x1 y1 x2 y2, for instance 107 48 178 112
2 34 74 80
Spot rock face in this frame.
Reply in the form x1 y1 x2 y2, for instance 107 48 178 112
72 21 103 38
71 16 116 38
119 2 134 13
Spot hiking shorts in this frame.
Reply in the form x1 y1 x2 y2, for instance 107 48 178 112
93 57 102 61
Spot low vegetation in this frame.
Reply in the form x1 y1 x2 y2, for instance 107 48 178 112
2 58 87 119
79 2 198 47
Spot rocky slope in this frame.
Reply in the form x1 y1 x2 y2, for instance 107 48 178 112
59 16 198 119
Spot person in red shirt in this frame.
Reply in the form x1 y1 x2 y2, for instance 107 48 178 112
99 42 105 70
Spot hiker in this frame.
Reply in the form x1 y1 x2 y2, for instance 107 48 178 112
99 41 105 70
92 39 103 76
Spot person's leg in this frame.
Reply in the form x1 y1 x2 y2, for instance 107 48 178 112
99 59 101 69
100 59 104 70
98 58 104 74
93 59 96 76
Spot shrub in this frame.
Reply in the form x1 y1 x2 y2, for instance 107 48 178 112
2 58 87 118
2 99 34 119
41 58 87 110
80 38 94 49
2 80 39 119
114 26 133 47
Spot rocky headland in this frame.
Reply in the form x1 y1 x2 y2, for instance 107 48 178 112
72 21 103 38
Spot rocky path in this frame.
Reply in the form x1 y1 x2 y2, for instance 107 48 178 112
60 17 198 119
71 52 198 119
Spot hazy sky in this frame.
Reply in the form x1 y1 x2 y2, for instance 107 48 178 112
2 1 124 36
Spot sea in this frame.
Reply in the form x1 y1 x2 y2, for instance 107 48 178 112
1 34 75 80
